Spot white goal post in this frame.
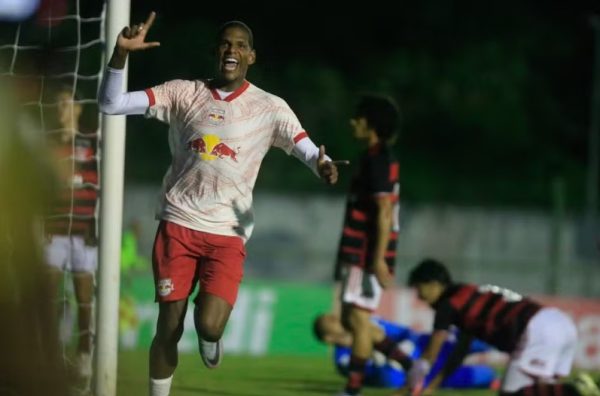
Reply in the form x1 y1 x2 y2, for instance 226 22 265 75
95 1 130 396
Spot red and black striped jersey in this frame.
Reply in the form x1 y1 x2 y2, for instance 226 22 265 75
336 143 400 273
45 135 99 238
432 283 542 352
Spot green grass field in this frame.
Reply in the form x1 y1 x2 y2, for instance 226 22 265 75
117 351 498 396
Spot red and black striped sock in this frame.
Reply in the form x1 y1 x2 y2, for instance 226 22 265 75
344 355 367 395
373 337 413 370
505 383 579 396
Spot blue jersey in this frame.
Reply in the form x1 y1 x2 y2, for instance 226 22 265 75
333 318 497 388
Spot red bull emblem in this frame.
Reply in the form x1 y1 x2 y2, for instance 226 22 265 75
187 134 240 162
207 108 226 125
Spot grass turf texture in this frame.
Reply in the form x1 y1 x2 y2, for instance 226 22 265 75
117 351 499 396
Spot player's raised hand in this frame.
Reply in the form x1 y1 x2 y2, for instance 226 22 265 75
116 11 160 53
317 145 349 185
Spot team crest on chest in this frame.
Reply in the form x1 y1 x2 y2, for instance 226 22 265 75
207 108 225 125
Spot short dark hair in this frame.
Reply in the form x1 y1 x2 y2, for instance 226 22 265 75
355 94 400 143
312 314 326 342
408 258 453 286
217 20 254 49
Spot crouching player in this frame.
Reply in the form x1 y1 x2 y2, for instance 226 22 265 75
313 313 499 390
404 258 600 396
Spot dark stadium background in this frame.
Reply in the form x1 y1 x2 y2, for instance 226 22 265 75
118 0 600 210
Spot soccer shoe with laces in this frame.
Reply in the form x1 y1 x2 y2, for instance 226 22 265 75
335 392 361 396
199 338 223 369
574 373 600 396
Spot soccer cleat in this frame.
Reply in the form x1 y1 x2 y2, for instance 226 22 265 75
199 338 223 369
335 392 361 396
574 373 600 396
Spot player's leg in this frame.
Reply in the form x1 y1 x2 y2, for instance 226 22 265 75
337 265 383 396
193 232 245 368
43 235 68 344
369 322 412 370
72 271 94 378
500 308 594 396
149 220 203 396
194 292 232 368
149 299 188 395
340 304 372 396
70 239 97 381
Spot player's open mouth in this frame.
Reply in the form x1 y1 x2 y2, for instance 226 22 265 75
223 57 239 71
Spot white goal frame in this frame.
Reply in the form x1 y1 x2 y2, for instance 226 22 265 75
95 1 130 395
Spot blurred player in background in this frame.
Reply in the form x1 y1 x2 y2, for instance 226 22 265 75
333 94 401 396
313 313 498 390
404 258 600 396
44 85 98 386
98 12 347 396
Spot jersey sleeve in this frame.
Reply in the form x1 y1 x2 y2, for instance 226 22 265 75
145 79 194 124
365 155 399 195
271 99 306 154
433 299 456 331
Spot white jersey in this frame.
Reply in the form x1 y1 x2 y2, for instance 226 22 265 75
145 79 306 241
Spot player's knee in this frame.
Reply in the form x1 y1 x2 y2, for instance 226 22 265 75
195 315 225 341
340 313 353 331
156 319 185 345
348 308 369 329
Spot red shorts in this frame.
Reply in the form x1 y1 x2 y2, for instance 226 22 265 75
152 220 245 306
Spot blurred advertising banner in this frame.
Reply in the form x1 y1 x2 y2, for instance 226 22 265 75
118 277 600 369
118 276 331 356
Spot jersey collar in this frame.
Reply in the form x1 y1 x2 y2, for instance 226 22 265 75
210 80 250 102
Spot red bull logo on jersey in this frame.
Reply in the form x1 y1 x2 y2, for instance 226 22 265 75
187 134 240 162
207 108 226 126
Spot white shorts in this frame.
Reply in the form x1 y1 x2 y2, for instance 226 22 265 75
340 265 382 312
45 235 98 273
501 307 578 392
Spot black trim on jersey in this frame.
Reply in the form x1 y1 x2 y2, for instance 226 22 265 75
478 293 503 319
340 235 365 249
457 288 479 317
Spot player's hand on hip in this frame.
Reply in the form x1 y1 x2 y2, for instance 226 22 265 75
117 11 160 53
317 145 349 185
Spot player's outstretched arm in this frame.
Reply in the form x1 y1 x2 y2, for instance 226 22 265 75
109 11 160 69
424 332 473 394
99 12 159 115
291 139 348 182
317 145 349 185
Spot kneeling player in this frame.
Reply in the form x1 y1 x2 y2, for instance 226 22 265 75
404 258 600 396
313 313 498 389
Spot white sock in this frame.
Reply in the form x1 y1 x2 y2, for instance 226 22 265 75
149 375 173 396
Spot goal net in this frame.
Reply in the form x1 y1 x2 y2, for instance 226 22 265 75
0 1 106 393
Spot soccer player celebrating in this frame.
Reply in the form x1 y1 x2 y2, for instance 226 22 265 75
403 258 600 396
98 12 346 396
333 94 401 396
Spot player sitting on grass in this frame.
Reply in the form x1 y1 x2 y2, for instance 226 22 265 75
403 258 600 396
313 313 499 390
